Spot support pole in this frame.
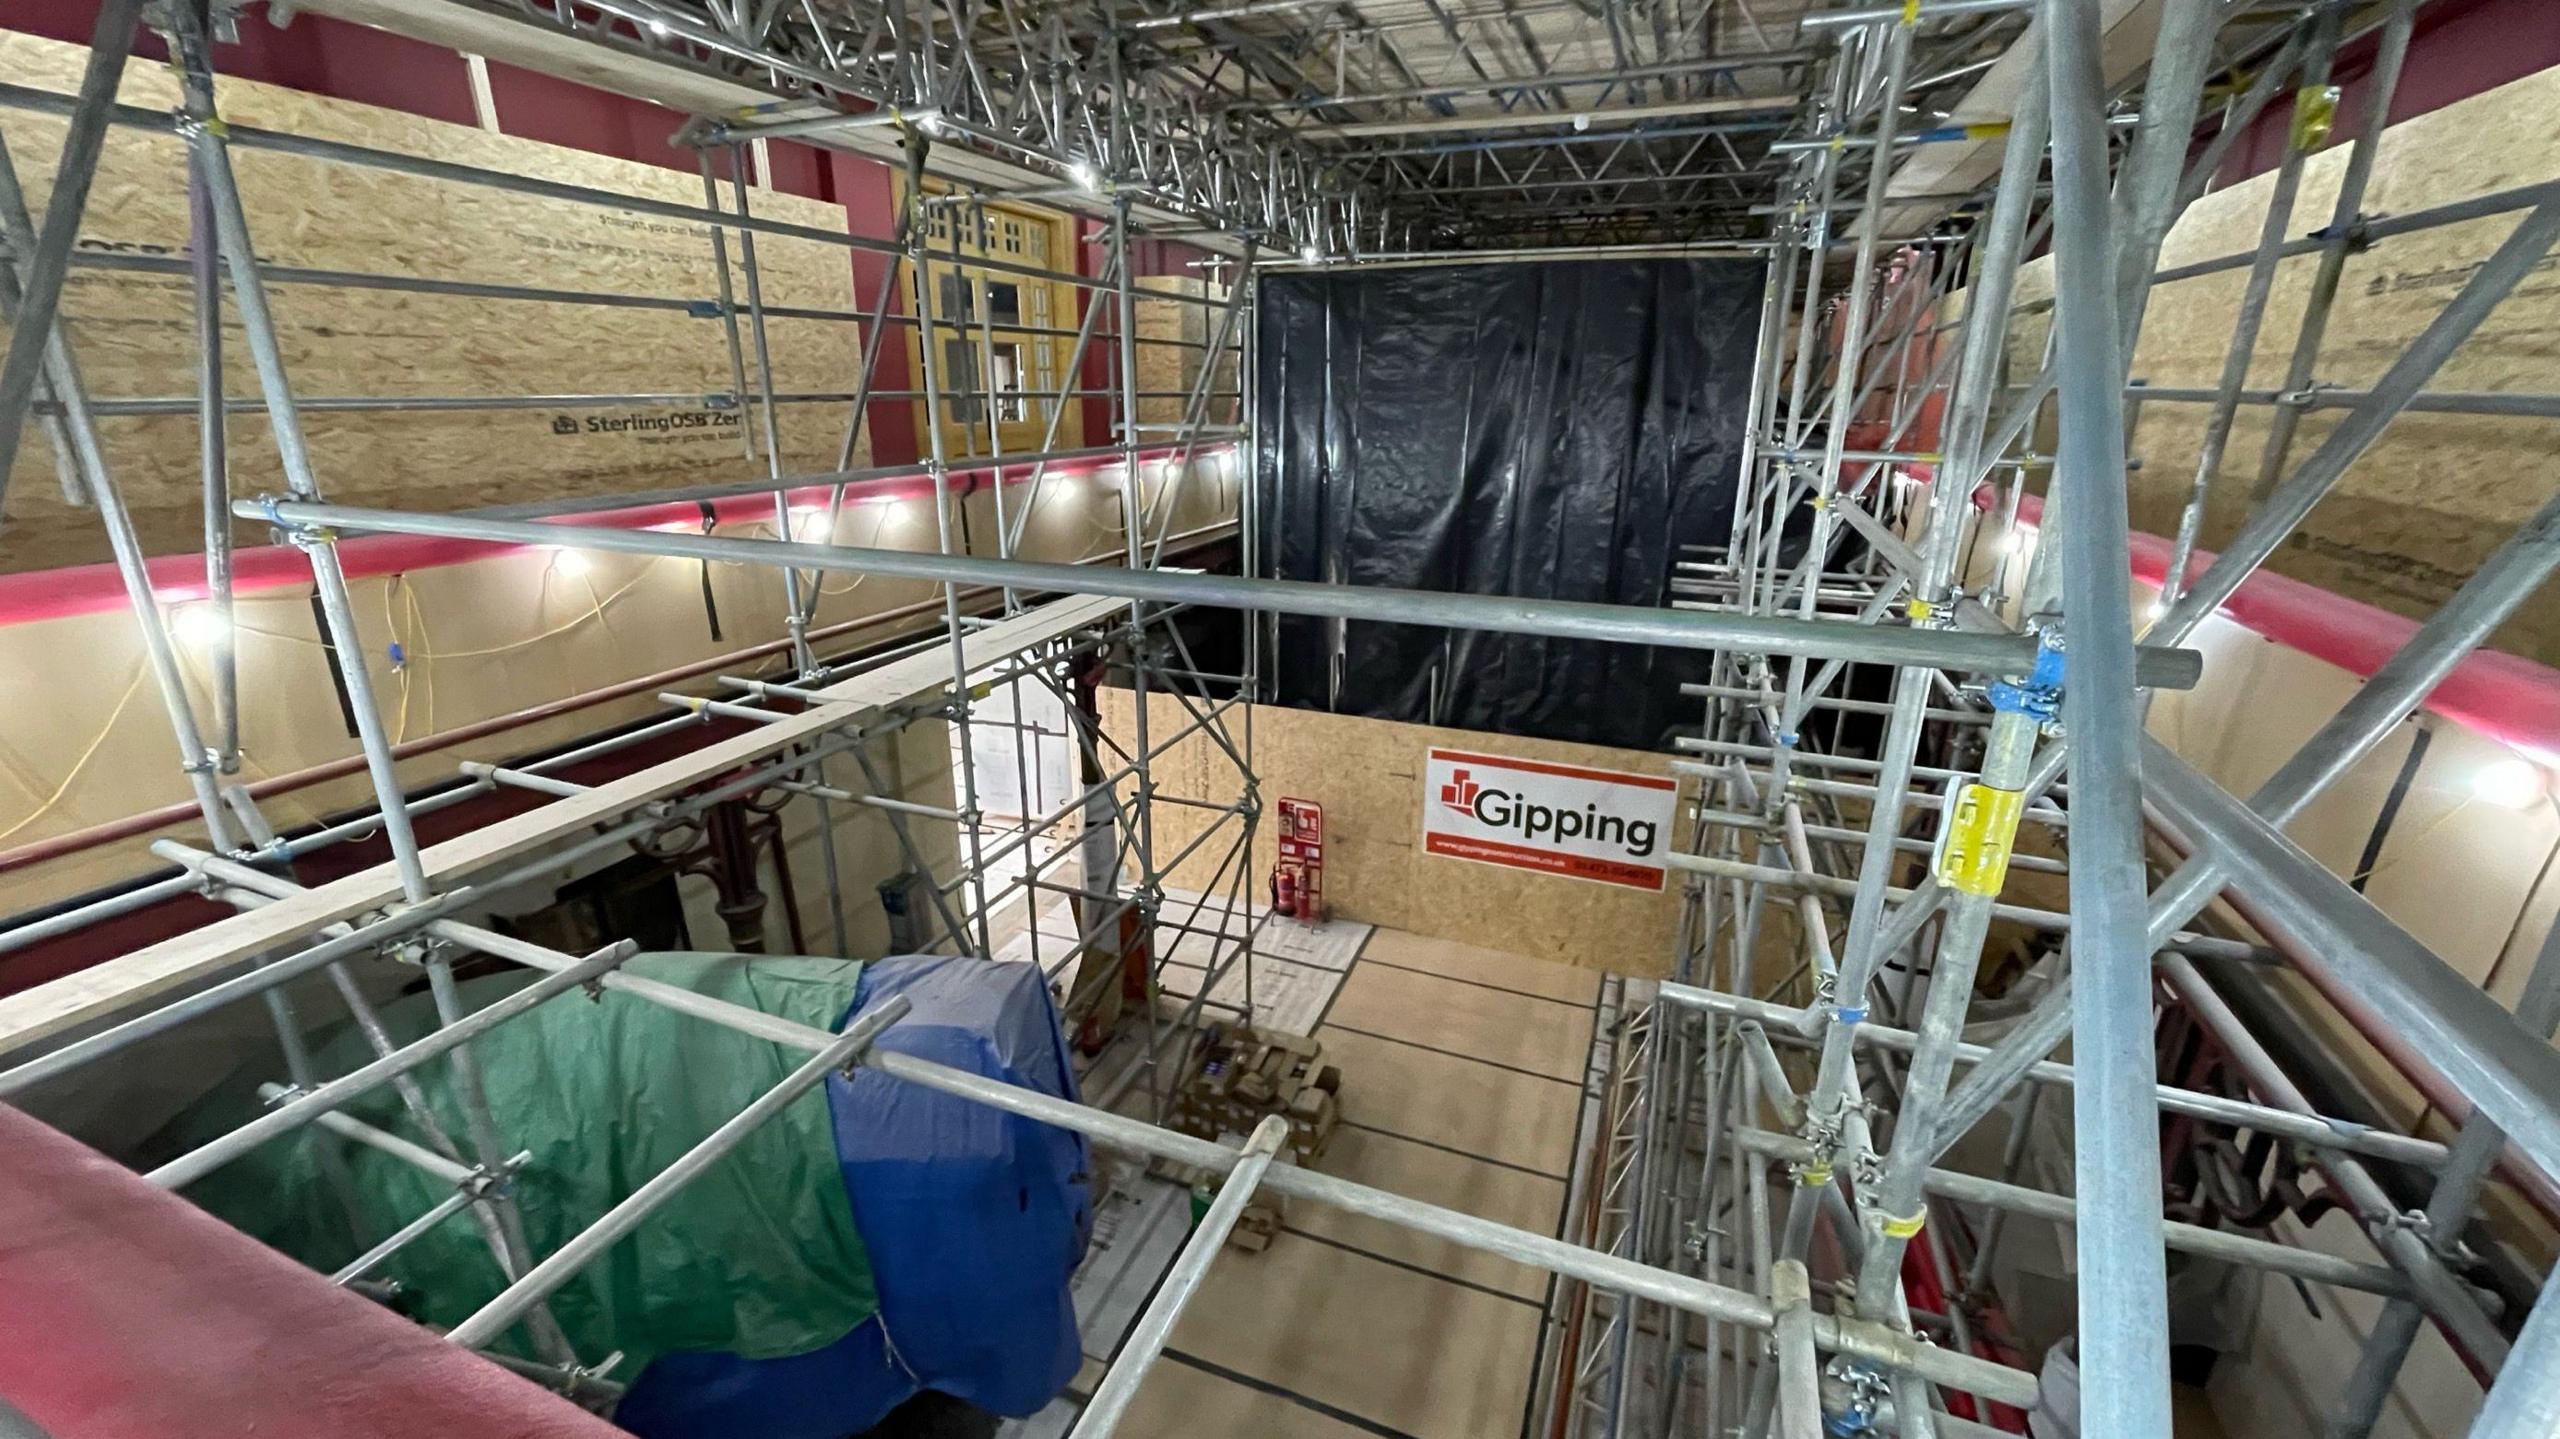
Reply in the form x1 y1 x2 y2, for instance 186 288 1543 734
2245 0 2421 503
0 0 144 506
1772 1258 1823 1439
236 497 2208 685
443 993 911 1350
1068 1114 1290 1438
902 135 997 958
2041 3 2171 1429
146 942 636 1190
0 131 240 854
2328 911 2560 1436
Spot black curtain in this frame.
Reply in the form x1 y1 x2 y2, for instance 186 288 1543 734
1254 258 1765 751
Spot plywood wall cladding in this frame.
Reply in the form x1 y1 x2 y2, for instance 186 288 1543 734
0 32 867 575
2004 64 2560 667
1135 277 1239 428
1106 693 1684 977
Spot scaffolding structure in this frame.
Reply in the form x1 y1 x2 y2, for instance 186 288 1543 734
0 1 2555 1438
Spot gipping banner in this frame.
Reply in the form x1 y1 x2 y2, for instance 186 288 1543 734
1421 748 1679 892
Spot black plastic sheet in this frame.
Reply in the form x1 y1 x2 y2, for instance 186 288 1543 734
1254 258 1766 751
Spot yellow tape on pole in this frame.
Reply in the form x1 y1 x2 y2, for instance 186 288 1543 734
2290 85 2341 152
1933 782 2027 897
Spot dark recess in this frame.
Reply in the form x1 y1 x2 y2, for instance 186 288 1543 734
1253 257 1765 753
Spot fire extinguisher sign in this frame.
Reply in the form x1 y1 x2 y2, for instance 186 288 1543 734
1421 748 1679 892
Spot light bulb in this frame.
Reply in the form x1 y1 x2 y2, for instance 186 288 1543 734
549 546 591 578
647 18 670 36
171 604 229 649
1069 159 1100 192
1994 531 2023 557
2471 757 2549 811
1300 244 1322 265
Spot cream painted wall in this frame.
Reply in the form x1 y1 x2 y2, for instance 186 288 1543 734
0 450 1238 914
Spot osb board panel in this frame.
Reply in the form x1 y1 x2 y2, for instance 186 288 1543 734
1324 961 1593 1082
2003 64 2560 665
1312 1026 1581 1175
1 31 864 574
1360 927 1601 1005
1295 1122 1565 1301
1102 694 1685 976
1134 277 1238 427
1165 1232 1541 1439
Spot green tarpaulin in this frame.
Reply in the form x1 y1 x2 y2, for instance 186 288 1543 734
181 953 879 1374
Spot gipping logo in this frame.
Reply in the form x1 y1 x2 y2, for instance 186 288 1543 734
1439 768 1482 817
1421 748 1680 892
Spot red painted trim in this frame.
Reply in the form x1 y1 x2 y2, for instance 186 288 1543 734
2209 0 2560 189
1427 746 1680 790
1973 485 2560 765
0 444 1228 627
1420 831 1669 891
833 154 919 465
7 7 480 126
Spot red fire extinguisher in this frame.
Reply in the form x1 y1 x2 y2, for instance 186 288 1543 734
1274 866 1298 918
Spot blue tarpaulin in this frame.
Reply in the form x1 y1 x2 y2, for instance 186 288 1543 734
615 955 1093 1438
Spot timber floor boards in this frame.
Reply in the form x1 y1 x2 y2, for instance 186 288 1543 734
1006 927 1606 1439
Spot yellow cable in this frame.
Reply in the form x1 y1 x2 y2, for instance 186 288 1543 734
423 569 651 658
815 504 896 596
2348 793 2485 888
0 663 153 843
387 576 414 744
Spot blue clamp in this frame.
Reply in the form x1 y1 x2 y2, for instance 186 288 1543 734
685 298 725 319
387 641 407 669
1988 639 2065 724
1777 731 1800 749
1830 1003 1867 1026
258 494 287 528
1823 1364 1887 1437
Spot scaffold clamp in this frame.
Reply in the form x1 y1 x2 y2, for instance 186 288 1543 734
1987 634 2065 725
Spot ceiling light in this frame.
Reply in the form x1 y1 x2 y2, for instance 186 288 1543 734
1994 531 2024 557
647 18 671 36
170 604 229 649
2471 756 2549 811
1069 159 1100 192
549 546 591 578
1300 244 1323 265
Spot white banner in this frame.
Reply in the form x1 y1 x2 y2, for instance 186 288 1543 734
1421 747 1679 891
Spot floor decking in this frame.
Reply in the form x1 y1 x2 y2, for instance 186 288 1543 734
1005 922 1605 1439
